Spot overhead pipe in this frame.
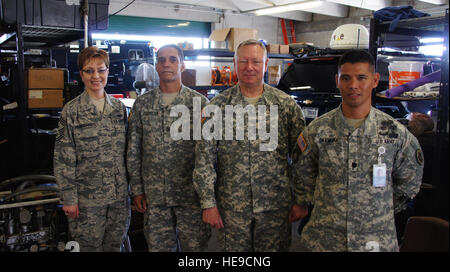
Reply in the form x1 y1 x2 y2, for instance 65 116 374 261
82 0 89 48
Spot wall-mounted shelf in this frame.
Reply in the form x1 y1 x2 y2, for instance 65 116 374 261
375 93 438 101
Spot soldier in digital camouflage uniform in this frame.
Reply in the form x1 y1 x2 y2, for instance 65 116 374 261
291 50 424 252
54 46 130 252
127 44 210 252
194 39 306 251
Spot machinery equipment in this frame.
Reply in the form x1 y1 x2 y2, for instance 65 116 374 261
0 175 69 252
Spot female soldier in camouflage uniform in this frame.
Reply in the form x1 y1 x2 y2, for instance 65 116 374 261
53 46 130 251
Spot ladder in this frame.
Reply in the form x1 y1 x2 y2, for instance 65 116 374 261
280 18 296 45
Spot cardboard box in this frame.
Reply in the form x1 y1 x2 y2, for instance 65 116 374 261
279 44 290 54
268 65 281 85
266 44 280 54
209 28 258 51
26 68 64 89
28 89 63 108
182 69 196 87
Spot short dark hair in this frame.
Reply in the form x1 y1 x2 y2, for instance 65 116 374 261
77 46 109 71
338 50 375 72
156 44 184 63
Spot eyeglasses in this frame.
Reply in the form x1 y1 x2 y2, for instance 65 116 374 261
82 68 108 75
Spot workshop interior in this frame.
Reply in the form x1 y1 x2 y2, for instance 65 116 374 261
0 0 448 252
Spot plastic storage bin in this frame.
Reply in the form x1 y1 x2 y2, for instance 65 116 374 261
0 0 109 30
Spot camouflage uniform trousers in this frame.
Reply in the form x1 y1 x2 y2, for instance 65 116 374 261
143 204 211 252
218 208 291 252
67 197 131 252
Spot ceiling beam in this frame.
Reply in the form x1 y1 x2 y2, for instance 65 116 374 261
300 1 348 17
154 0 241 10
416 0 449 4
266 10 313 21
246 1 348 18
109 0 222 22
325 0 392 11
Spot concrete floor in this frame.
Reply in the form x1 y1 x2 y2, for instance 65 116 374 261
129 211 304 251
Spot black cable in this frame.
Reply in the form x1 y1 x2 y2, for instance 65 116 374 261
109 0 136 18
86 0 136 26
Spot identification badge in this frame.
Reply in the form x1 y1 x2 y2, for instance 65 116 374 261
373 146 387 187
373 163 386 187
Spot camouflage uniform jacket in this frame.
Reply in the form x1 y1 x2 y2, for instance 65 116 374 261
54 91 129 207
194 83 305 213
127 86 209 207
293 106 424 252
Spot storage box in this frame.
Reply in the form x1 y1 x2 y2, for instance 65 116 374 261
182 69 197 87
209 28 258 51
26 68 64 89
28 89 63 109
268 65 281 85
266 44 280 54
279 44 290 54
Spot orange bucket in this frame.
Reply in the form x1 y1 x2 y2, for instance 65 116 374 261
388 61 423 89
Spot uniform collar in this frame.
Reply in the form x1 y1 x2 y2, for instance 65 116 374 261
335 105 378 137
80 90 115 116
231 83 277 106
154 84 188 109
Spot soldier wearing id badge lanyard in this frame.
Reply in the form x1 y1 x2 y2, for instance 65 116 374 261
289 50 424 252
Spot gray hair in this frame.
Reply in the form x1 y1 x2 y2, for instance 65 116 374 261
234 39 267 59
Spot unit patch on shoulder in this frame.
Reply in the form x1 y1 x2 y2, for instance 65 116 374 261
416 149 424 165
297 132 308 153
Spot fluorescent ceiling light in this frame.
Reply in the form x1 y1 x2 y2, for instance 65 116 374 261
419 37 444 43
290 86 312 90
252 1 323 16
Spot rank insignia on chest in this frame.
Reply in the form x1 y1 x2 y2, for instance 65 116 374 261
319 138 337 143
297 132 308 153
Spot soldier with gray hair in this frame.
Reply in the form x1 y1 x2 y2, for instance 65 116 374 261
127 44 210 251
194 39 306 251
53 46 130 251
291 49 424 251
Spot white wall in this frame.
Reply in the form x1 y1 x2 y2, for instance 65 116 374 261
211 12 287 69
212 11 284 44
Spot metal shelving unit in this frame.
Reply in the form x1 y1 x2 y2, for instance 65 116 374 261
0 23 85 179
369 10 449 220
0 0 106 179
183 48 294 59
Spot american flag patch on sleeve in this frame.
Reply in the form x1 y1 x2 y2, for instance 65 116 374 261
201 108 207 124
